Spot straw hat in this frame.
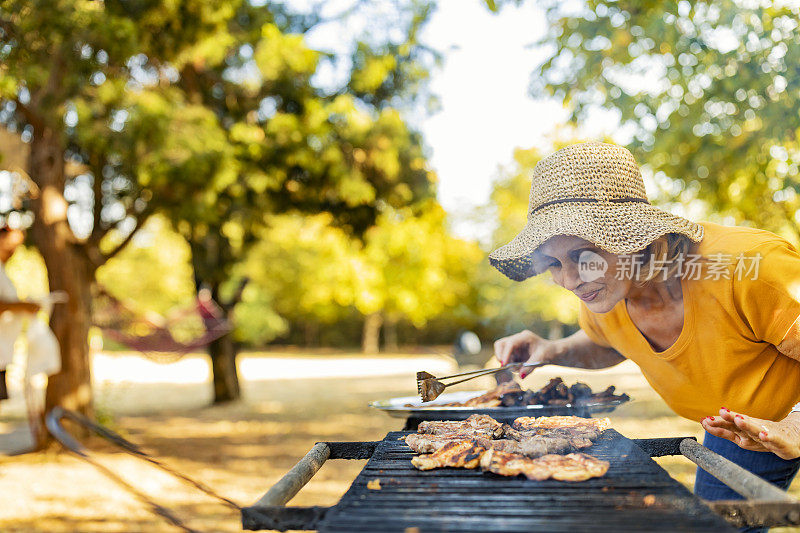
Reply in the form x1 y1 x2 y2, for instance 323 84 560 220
489 142 704 281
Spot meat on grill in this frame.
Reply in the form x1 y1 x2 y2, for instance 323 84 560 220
408 415 607 458
480 449 610 481
535 453 610 481
405 433 478 453
518 435 589 456
504 423 596 443
479 449 552 480
512 415 611 432
410 440 487 470
417 414 504 439
506 426 601 453
406 433 575 457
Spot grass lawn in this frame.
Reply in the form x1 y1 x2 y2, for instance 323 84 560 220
0 349 797 532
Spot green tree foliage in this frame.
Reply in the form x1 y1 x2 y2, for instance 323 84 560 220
156 1 438 397
535 0 800 244
239 201 482 352
356 202 481 351
0 0 240 421
96 215 196 317
0 0 439 412
236 213 357 346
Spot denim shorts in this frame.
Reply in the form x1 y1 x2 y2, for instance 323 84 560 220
694 431 800 533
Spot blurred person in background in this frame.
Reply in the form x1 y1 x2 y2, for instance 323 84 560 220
0 223 40 402
490 142 800 532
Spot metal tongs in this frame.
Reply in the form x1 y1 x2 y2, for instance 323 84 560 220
416 362 545 402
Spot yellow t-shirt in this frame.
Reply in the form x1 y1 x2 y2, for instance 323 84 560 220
579 221 800 422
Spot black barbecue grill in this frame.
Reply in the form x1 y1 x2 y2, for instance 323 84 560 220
245 429 738 532
244 418 800 532
42 406 800 532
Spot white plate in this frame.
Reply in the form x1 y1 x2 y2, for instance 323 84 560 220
368 391 629 419
370 391 487 410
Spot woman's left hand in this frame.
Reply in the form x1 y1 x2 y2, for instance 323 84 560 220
702 408 800 460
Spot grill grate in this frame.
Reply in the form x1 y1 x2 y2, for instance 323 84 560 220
316 430 735 532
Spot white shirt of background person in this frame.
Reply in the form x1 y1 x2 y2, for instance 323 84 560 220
0 262 23 371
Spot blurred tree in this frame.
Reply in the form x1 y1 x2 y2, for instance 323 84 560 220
0 0 238 422
534 0 800 244
0 0 438 416
96 215 196 317
356 202 481 352
237 213 357 347
240 203 481 353
164 1 438 400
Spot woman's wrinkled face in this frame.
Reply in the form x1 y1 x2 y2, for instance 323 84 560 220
535 235 630 313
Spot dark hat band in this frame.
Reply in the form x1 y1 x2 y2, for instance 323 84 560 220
530 197 650 215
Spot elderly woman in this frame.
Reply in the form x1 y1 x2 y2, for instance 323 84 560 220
490 142 800 518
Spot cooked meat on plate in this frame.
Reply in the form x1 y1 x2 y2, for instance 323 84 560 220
431 377 629 408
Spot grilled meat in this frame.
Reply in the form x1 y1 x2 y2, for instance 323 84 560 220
407 434 538 455
417 414 504 438
479 449 552 480
510 426 600 448
536 453 610 481
569 382 593 399
408 418 599 458
408 433 586 458
509 417 607 452
500 423 520 439
512 416 611 432
412 427 499 440
405 433 467 453
482 439 527 453
408 414 610 481
432 377 629 408
410 440 487 470
439 381 522 407
480 449 609 481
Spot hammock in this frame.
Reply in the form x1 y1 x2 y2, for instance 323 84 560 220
93 286 233 363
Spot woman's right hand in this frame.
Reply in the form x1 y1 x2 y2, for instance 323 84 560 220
494 330 555 377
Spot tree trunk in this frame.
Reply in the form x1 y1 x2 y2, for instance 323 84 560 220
189 235 244 404
362 312 382 353
304 321 318 347
384 316 398 352
29 125 94 444
208 332 240 403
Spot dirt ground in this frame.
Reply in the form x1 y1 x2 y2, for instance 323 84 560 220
0 350 798 532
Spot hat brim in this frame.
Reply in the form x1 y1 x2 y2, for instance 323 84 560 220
488 201 704 281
